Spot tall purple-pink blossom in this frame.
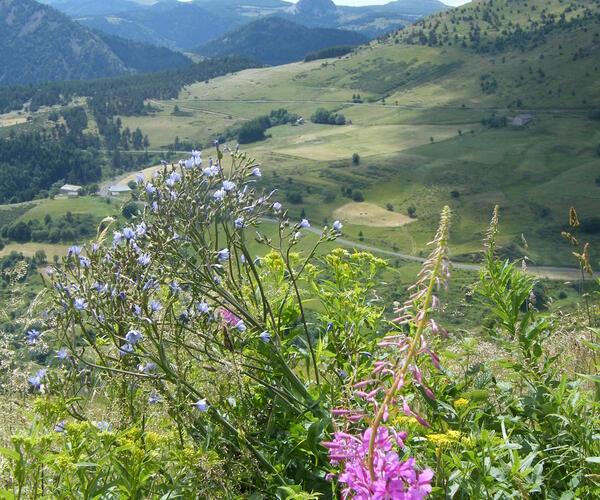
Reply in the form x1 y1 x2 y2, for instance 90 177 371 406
325 426 433 499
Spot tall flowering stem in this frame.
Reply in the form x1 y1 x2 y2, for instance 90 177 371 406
323 207 451 497
367 206 451 478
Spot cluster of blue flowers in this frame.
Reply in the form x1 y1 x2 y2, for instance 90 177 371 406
29 368 46 391
44 144 347 434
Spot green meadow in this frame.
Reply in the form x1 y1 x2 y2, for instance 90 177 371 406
112 0 599 269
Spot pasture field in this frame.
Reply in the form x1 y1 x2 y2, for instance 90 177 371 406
16 196 117 222
108 2 600 269
0 242 70 259
333 202 415 228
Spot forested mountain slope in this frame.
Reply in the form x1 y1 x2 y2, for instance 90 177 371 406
195 17 368 65
0 0 190 85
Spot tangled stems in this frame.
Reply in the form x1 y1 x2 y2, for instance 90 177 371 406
367 206 451 480
45 145 351 490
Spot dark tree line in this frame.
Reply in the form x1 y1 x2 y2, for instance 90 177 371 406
0 212 98 244
0 131 101 203
0 57 257 116
0 57 257 203
311 108 346 125
304 45 355 62
228 108 300 144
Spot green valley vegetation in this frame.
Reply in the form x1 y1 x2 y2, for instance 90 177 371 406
95 0 598 268
0 2 598 494
0 151 597 497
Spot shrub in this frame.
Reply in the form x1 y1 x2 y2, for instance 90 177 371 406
352 190 364 202
334 114 346 125
38 149 382 496
304 45 354 62
238 116 271 143
33 250 47 265
407 205 417 217
310 108 345 125
352 153 360 164
286 191 303 204
7 221 31 242
122 200 140 220
269 108 299 126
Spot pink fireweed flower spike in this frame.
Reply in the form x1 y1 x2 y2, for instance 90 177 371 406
324 207 451 497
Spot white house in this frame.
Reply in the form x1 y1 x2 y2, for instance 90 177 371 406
60 184 82 198
108 185 132 196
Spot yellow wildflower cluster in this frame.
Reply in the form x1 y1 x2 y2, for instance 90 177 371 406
426 429 472 450
453 398 470 410
391 414 419 427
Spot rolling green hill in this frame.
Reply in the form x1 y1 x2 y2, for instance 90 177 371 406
109 0 600 267
195 17 368 65
0 0 190 85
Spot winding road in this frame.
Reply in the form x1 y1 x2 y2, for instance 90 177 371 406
99 168 593 282
299 225 595 282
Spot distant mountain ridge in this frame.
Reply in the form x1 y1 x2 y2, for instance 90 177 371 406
195 16 368 65
0 0 190 85
58 0 447 51
39 0 144 16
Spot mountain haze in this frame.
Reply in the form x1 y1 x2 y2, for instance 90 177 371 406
66 0 447 50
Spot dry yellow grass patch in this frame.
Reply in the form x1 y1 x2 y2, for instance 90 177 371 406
0 113 28 127
333 202 416 227
0 242 69 258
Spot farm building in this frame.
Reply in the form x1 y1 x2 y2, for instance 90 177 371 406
512 114 533 126
59 184 82 198
108 185 132 196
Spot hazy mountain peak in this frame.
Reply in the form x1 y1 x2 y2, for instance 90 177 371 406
295 0 336 16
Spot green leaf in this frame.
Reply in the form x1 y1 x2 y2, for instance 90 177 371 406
75 461 98 468
582 339 600 353
0 448 20 461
